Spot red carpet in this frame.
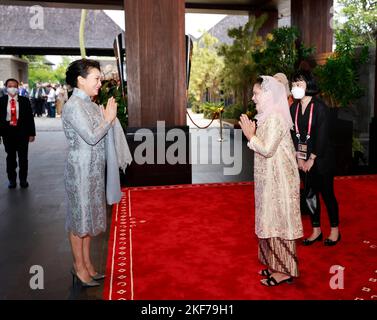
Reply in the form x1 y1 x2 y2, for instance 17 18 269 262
103 176 377 300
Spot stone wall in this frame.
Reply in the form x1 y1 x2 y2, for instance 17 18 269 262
0 55 28 83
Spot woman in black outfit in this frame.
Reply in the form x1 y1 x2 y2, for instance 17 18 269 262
290 70 340 246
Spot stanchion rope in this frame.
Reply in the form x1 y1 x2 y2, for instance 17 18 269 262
186 110 221 129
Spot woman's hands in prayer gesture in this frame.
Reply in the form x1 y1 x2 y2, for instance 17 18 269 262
103 97 118 124
239 114 257 141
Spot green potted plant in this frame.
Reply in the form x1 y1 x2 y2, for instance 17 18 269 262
95 79 128 184
314 28 369 109
253 26 315 80
313 27 369 175
96 79 128 131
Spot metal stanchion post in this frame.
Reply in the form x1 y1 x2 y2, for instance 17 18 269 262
218 108 224 142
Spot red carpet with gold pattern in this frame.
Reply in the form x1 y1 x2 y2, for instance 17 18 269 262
103 176 377 300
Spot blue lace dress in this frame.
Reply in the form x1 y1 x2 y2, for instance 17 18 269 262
62 88 111 237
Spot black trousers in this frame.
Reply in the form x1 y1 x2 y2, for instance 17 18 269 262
300 169 339 228
34 99 44 117
3 134 29 183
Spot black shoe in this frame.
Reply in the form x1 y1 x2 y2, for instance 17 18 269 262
324 233 341 246
302 232 323 246
260 276 293 287
20 181 29 188
258 269 272 277
71 268 100 288
8 181 17 189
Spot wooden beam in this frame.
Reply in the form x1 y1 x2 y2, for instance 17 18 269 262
6 0 276 12
0 0 123 10
185 3 276 12
0 46 115 56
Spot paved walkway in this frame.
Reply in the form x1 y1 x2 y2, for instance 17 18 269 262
33 115 64 131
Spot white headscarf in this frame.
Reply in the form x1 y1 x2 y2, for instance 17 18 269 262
254 75 293 130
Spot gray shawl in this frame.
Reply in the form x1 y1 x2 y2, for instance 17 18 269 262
105 118 132 204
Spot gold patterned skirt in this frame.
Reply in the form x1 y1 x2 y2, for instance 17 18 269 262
258 237 299 277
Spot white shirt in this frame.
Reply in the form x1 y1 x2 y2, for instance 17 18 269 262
6 95 19 121
47 88 56 102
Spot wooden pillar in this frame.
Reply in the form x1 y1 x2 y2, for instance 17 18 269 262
291 0 333 54
253 10 278 37
369 42 377 169
122 0 190 187
124 0 186 127
375 40 377 118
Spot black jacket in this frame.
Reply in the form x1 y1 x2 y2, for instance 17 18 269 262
290 96 335 174
0 95 36 138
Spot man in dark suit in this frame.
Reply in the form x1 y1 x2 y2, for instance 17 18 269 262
29 83 46 117
0 78 36 188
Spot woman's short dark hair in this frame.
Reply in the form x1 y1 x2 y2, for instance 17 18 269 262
292 70 319 96
65 58 100 88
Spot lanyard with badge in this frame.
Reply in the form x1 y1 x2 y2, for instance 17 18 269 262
295 102 314 160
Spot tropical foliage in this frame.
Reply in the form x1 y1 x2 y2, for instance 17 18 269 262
218 14 267 112
189 32 224 105
335 0 376 46
314 26 369 108
253 26 315 80
23 56 72 87
96 79 128 130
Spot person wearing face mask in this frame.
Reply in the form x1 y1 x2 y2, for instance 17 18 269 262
0 78 36 189
239 76 303 287
290 70 340 246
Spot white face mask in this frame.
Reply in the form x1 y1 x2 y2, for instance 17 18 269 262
291 86 305 100
7 87 19 96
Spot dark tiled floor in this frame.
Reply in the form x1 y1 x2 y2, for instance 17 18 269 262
0 131 111 299
0 120 253 300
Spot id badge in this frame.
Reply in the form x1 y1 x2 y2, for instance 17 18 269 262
297 143 308 160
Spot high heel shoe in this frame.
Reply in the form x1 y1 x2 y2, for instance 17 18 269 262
71 268 100 287
91 273 106 281
324 233 341 246
302 232 323 246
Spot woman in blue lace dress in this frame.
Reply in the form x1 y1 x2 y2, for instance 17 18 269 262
63 59 117 287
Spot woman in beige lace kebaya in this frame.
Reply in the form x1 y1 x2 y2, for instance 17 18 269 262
239 76 303 287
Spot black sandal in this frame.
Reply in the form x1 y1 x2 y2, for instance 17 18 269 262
261 276 293 287
258 269 272 277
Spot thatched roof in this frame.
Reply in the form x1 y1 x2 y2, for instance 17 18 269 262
205 15 249 45
0 5 123 55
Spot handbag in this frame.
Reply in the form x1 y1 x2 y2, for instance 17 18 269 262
301 172 319 216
